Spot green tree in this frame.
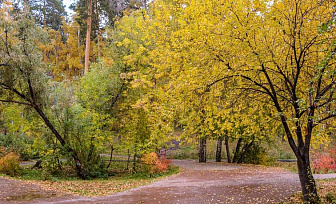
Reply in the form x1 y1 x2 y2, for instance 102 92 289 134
0 12 87 179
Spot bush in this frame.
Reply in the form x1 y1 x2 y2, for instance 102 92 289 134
312 148 336 174
0 152 20 176
325 192 336 203
141 152 171 176
0 133 39 161
244 144 272 165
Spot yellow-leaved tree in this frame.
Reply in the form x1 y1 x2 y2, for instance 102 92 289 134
120 0 336 202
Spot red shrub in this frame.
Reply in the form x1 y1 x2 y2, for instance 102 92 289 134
141 152 171 174
312 147 336 174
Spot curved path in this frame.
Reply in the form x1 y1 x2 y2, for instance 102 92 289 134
2 160 335 204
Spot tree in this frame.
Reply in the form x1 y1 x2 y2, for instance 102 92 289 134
209 0 336 202
0 13 87 179
12 0 66 31
119 0 336 202
84 0 93 74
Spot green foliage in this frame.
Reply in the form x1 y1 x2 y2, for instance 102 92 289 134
325 192 336 203
167 146 198 159
279 150 296 160
243 144 273 165
47 81 111 178
0 133 38 161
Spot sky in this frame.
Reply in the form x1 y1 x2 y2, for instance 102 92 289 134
63 0 75 15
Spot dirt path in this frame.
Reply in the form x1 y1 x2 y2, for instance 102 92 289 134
46 160 300 204
3 160 332 204
0 177 80 204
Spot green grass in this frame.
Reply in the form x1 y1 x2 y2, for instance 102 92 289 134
269 161 298 173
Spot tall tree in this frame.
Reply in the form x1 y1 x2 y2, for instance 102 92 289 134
84 0 92 74
119 0 336 202
0 13 87 179
14 0 66 31
209 0 336 202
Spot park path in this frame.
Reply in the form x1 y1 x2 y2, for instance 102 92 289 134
3 160 335 204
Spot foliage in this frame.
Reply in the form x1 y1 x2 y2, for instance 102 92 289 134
243 144 272 165
0 152 20 176
47 81 110 178
167 146 198 160
287 179 336 204
14 163 179 197
126 0 336 201
141 152 171 175
312 147 336 174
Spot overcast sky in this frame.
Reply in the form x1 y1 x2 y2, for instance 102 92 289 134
63 0 75 15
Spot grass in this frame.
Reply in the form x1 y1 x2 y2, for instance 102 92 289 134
269 161 298 173
1 162 179 197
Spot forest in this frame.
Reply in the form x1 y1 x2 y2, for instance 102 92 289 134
1 0 336 203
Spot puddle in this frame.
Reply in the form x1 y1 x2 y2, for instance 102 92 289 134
5 192 56 201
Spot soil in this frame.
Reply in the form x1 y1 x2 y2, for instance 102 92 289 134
0 159 306 204
0 177 80 204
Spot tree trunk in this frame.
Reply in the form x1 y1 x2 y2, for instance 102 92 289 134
126 149 130 170
106 144 114 169
199 138 206 163
96 0 101 59
216 138 222 162
237 140 254 163
43 0 46 27
33 105 87 179
31 160 42 169
132 153 137 172
24 0 27 14
297 153 319 202
78 29 82 65
232 138 243 163
84 0 93 74
225 136 231 163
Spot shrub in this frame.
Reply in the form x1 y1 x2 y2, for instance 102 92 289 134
325 192 336 203
0 133 39 161
312 150 336 174
244 144 271 165
0 152 20 176
141 152 171 176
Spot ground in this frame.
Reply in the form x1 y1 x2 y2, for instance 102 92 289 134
1 159 330 204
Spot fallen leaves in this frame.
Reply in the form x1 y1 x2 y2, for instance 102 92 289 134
27 178 153 197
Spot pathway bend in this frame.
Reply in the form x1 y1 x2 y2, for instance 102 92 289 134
45 160 301 204
4 160 335 203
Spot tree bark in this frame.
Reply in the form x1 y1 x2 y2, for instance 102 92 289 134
132 153 137 172
232 138 242 163
31 160 42 169
96 0 101 59
33 105 87 179
43 0 46 27
126 149 130 170
78 29 82 65
84 0 93 74
216 138 222 162
199 138 206 163
24 0 27 14
297 155 319 203
225 136 231 163
106 144 114 169
237 140 254 163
